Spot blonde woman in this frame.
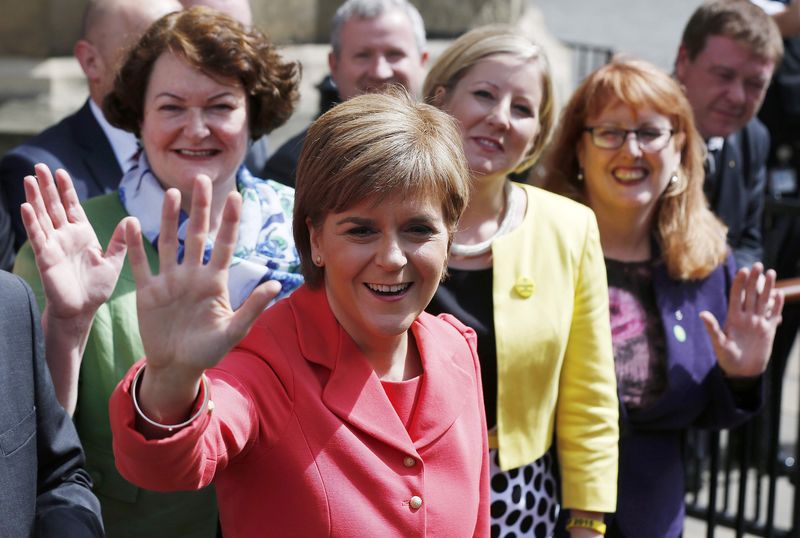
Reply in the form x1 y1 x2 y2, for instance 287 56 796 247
424 25 619 537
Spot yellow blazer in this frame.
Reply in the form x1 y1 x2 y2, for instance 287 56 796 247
492 184 618 512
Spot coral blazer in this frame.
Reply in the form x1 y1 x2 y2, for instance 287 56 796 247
110 285 490 537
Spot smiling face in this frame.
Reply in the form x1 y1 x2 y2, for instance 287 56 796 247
329 10 428 101
675 35 774 138
438 53 542 183
140 52 249 203
308 192 449 350
578 100 684 223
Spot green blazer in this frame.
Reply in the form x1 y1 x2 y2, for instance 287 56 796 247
15 193 218 538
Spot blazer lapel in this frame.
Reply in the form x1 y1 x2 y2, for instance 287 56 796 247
291 287 416 455
406 314 471 449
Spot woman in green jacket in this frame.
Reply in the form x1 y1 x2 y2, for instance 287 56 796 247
14 8 301 537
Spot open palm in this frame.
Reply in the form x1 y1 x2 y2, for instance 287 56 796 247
700 263 785 378
21 164 127 319
126 175 279 378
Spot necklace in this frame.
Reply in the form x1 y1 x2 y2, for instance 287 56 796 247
450 182 522 257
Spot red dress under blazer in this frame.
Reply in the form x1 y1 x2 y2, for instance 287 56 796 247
110 285 490 537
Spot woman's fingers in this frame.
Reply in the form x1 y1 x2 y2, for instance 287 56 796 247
727 266 749 317
742 262 763 313
209 191 242 270
754 268 777 314
157 189 181 273
125 217 152 287
20 202 47 257
183 175 212 266
23 175 54 237
768 289 785 327
106 217 130 265
35 163 69 228
54 168 88 224
229 280 280 342
700 310 726 350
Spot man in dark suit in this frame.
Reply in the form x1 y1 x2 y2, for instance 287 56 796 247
0 270 103 537
675 0 783 268
0 0 180 271
261 0 429 187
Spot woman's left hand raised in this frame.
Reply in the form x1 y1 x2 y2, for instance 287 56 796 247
700 263 785 378
20 163 132 413
21 163 129 321
128 174 281 374
126 174 280 424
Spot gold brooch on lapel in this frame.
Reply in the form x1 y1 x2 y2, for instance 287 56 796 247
514 276 535 298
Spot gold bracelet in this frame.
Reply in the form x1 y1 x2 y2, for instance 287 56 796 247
131 364 211 432
565 517 607 535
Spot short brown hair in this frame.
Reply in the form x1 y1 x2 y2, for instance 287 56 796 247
544 58 728 281
104 6 298 138
294 90 470 287
680 0 783 64
423 25 554 174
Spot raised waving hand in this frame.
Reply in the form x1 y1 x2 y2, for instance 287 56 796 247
126 175 280 429
700 263 785 378
21 163 130 413
21 163 128 318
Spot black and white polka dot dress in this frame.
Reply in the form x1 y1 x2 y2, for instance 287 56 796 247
489 448 559 538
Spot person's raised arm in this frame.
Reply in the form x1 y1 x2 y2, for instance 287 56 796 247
700 262 785 378
125 174 279 438
20 163 128 414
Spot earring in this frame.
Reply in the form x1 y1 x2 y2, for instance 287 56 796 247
577 168 584 182
669 173 679 185
314 255 323 267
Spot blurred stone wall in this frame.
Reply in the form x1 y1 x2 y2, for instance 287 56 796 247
0 0 572 155
0 0 527 56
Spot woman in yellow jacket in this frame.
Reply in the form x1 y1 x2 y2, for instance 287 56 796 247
424 26 619 537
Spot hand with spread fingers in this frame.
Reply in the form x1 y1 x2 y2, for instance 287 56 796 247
20 163 131 413
21 163 129 320
126 175 280 429
700 263 785 378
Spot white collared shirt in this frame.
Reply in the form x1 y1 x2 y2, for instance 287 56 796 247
89 99 139 172
707 136 725 152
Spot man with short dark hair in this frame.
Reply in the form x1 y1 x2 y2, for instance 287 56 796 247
261 0 429 187
675 0 783 268
0 0 180 271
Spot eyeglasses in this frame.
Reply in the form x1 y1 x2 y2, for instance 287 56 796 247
583 126 675 152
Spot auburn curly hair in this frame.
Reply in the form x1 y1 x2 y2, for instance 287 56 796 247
104 6 299 139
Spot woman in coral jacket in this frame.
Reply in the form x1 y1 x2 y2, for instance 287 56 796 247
424 26 619 538
23 91 490 536
544 58 783 538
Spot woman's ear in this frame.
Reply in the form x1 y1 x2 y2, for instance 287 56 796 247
673 130 687 153
432 86 448 108
306 216 322 262
576 138 587 173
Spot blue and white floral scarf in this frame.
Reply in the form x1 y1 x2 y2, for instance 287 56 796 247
119 152 303 309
